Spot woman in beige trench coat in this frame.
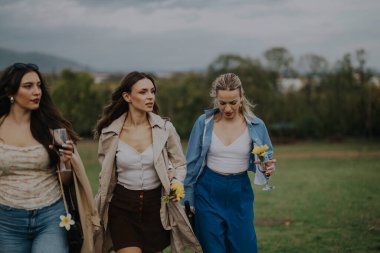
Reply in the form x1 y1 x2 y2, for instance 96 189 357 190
93 71 202 253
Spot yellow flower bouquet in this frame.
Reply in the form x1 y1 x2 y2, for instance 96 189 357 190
251 144 269 165
162 182 185 203
252 144 275 191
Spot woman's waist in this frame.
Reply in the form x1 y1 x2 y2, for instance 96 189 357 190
205 165 248 178
206 163 248 175
0 189 62 210
113 183 162 199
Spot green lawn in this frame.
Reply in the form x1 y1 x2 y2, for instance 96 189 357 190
77 139 380 253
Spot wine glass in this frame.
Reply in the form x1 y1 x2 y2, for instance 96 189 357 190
258 157 275 191
53 128 70 171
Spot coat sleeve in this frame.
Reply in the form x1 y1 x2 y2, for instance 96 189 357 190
252 120 275 185
182 115 204 207
165 121 187 184
71 147 100 253
97 134 105 166
94 134 105 217
260 121 274 159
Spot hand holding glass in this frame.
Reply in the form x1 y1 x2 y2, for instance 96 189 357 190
259 159 276 191
252 144 275 191
53 128 70 171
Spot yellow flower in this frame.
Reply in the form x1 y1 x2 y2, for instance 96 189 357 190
251 144 269 156
162 182 185 203
171 182 185 201
59 213 75 231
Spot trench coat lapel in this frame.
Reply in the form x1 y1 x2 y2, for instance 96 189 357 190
149 113 171 192
149 112 169 163
152 127 169 163
99 113 125 220
101 113 125 167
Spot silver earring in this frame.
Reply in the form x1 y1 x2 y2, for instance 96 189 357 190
10 96 14 104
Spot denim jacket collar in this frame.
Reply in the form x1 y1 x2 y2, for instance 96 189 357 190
204 108 260 125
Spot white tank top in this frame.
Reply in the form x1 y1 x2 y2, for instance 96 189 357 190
116 140 161 190
206 128 252 174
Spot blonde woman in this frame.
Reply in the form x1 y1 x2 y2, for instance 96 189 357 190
183 73 276 253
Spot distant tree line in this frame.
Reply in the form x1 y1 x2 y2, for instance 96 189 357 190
39 47 380 141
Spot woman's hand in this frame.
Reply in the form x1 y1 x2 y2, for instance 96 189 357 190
170 195 179 202
164 181 185 203
50 140 74 184
49 140 74 163
255 159 277 175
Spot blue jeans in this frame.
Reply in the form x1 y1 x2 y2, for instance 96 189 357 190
0 198 68 253
195 167 257 253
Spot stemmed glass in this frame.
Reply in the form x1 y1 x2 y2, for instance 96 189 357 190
53 128 70 171
258 157 275 191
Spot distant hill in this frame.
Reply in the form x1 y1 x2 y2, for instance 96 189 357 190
0 48 91 73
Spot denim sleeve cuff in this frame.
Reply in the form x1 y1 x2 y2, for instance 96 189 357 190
182 189 195 207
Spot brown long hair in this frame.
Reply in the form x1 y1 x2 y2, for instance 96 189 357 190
95 71 159 137
0 63 79 167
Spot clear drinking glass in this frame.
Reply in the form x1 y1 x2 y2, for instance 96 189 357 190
262 172 274 191
259 157 275 191
53 128 70 171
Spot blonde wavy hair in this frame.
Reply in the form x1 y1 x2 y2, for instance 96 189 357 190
210 73 255 117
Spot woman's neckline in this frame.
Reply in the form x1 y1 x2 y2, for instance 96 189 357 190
0 142 43 150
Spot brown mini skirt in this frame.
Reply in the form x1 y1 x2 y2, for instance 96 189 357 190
108 184 170 252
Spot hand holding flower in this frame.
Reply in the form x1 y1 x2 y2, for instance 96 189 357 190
162 182 185 204
252 144 276 174
252 144 277 191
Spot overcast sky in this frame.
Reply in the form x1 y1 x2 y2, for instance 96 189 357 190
0 0 379 72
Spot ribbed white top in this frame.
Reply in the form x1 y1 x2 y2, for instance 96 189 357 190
116 140 161 190
206 128 251 174
0 143 61 210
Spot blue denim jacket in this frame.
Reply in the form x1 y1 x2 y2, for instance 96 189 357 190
182 108 274 207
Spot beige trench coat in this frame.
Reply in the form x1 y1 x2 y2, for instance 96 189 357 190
93 112 202 253
70 147 101 253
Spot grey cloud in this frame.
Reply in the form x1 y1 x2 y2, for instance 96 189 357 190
0 0 17 4
0 0 379 72
72 29 265 72
74 0 283 11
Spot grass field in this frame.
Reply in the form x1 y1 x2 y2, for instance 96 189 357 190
77 139 380 253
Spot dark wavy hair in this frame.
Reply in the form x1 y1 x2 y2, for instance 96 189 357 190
95 71 159 137
0 63 79 167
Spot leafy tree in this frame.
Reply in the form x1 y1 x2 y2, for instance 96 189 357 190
51 69 110 137
157 72 209 138
264 47 295 77
42 48 380 141
299 54 329 76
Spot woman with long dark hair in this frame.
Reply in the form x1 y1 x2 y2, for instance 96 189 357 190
94 71 202 253
0 63 99 253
